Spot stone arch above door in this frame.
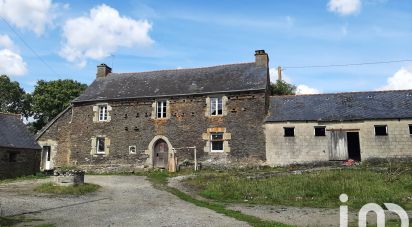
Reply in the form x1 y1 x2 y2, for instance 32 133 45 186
145 135 173 168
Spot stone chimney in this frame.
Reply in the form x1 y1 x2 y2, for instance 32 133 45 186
96 63 112 79
254 50 269 68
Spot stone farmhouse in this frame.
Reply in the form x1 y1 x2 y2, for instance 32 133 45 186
0 113 41 178
36 50 412 171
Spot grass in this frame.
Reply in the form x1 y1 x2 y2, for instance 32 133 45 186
0 172 48 184
0 216 46 226
184 168 412 209
145 170 292 227
34 182 100 195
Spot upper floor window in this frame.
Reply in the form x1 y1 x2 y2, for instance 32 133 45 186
96 137 105 154
314 126 326 137
409 124 412 135
157 101 167 118
375 125 388 136
211 132 224 152
210 97 223 116
98 105 108 121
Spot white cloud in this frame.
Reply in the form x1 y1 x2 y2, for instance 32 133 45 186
0 34 15 50
60 4 153 67
0 49 27 76
328 0 362 16
296 84 321 94
378 68 412 90
0 0 57 35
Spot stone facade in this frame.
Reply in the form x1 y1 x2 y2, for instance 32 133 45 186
0 148 40 179
37 92 267 172
265 119 412 166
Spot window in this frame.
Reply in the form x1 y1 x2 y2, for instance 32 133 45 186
210 97 223 116
98 105 108 121
96 137 105 154
211 132 224 152
157 101 167 118
284 127 295 137
315 126 326 136
129 146 136 154
409 124 412 135
8 152 17 162
375 125 388 136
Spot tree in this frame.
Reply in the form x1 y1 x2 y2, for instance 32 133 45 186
30 79 87 132
270 79 296 96
0 75 31 117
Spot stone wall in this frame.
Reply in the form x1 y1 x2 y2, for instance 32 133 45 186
265 119 412 166
38 91 267 172
0 148 40 179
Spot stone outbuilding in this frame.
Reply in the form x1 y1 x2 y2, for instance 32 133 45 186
0 113 41 178
265 91 412 166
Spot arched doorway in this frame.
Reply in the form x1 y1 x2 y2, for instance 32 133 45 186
153 139 169 168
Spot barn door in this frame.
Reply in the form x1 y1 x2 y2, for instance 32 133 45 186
329 131 348 160
153 139 168 168
42 146 51 170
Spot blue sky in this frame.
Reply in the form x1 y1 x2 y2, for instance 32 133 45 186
0 0 411 94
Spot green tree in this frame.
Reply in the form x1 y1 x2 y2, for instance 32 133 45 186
31 79 87 132
0 75 31 117
270 79 296 96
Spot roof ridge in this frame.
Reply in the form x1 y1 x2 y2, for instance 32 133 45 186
109 62 255 76
271 89 412 98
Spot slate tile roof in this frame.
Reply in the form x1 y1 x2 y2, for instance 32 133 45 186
0 113 41 149
266 90 412 122
73 62 268 103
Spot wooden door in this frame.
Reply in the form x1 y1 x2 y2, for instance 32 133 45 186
153 140 168 168
328 130 348 160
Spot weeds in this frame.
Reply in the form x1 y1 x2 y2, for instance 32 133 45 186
34 183 100 195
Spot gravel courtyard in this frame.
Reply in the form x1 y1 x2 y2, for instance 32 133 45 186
0 175 249 226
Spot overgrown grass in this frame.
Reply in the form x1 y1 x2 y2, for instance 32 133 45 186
145 171 292 227
0 216 44 226
0 172 48 184
184 168 412 209
34 182 100 195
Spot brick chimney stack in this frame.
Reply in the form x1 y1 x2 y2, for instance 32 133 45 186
254 50 269 68
96 63 112 79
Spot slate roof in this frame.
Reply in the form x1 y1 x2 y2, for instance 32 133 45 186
73 62 268 103
266 90 412 122
0 113 41 150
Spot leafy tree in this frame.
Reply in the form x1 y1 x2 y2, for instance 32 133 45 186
0 75 31 117
270 79 296 96
31 79 87 132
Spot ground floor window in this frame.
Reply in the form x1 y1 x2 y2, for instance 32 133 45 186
374 125 388 136
8 152 17 162
284 127 295 137
211 132 224 152
96 137 106 154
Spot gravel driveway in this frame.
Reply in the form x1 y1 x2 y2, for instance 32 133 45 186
0 176 249 227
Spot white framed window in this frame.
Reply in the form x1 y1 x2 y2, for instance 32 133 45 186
211 132 224 152
96 137 105 154
314 126 326 137
98 105 108 121
129 146 136 154
210 97 223 116
157 101 167 118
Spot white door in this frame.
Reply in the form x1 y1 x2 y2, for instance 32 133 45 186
328 131 348 160
43 146 51 170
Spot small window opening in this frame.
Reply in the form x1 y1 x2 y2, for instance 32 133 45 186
98 105 108 121
315 126 326 137
96 137 105 154
8 153 17 162
129 146 136 154
210 97 223 116
136 113 139 118
284 127 295 137
124 114 128 119
211 132 224 152
409 124 412 135
157 100 167 118
125 127 128 131
375 125 388 136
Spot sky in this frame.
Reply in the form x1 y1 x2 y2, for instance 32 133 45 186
0 0 411 94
